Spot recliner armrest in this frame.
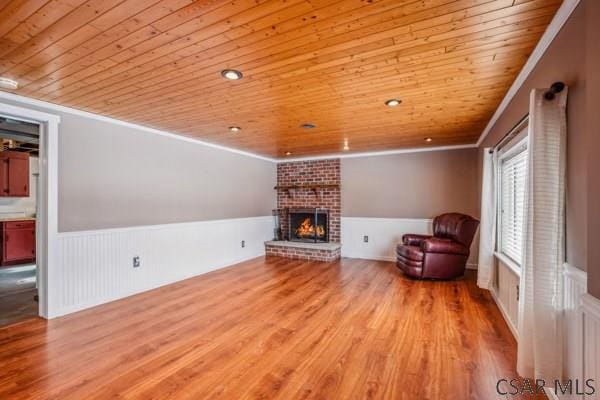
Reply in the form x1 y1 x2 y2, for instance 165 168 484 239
402 234 431 246
422 237 469 255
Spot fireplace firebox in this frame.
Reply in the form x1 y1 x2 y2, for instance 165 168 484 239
288 208 329 243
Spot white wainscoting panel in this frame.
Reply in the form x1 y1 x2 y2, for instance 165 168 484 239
52 216 273 318
341 217 432 261
492 257 520 339
581 294 600 393
562 263 587 391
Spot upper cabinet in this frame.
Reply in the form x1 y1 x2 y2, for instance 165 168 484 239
0 151 29 197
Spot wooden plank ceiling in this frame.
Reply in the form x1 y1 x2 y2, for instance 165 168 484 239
0 0 562 158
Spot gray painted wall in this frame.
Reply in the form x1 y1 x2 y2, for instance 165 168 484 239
0 98 276 232
342 148 479 219
586 0 600 299
477 2 588 273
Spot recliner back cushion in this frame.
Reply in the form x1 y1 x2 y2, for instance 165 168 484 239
433 213 479 247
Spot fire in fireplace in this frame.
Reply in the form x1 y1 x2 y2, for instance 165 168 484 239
288 208 329 243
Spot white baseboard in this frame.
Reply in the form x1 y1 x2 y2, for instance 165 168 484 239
490 286 519 340
51 216 273 318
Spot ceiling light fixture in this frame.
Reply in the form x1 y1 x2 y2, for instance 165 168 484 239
0 77 18 90
300 123 316 129
221 69 243 80
285 151 292 156
385 99 401 107
229 126 241 132
425 137 433 142
343 138 349 151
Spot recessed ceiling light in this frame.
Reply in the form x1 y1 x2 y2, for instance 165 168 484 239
385 99 401 107
343 138 349 151
229 126 241 132
300 123 316 129
0 77 18 90
221 69 243 80
425 137 433 142
285 151 292 156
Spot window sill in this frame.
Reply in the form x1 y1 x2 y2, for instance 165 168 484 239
494 252 521 277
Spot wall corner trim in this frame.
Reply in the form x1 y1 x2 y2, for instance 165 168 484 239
0 91 276 163
562 262 587 286
475 0 581 147
581 293 600 319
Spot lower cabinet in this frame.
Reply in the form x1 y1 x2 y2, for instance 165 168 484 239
0 220 36 266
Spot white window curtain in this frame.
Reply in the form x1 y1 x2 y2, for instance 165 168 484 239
517 87 567 381
477 148 497 290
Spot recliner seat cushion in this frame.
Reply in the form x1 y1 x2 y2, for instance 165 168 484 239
396 244 424 261
422 238 469 255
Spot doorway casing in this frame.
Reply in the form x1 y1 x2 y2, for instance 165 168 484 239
0 102 59 319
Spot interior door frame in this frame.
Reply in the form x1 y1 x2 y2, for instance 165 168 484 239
0 102 59 319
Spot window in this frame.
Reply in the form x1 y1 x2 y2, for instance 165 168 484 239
499 141 528 266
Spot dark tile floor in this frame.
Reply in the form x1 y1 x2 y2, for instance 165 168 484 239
0 264 38 327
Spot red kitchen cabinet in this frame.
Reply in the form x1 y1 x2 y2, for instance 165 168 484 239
1 220 36 266
0 151 30 197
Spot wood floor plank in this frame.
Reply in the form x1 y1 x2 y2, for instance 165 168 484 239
0 256 545 399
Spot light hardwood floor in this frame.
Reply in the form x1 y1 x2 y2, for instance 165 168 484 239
0 257 543 399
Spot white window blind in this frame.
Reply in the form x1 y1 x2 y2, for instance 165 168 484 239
500 144 528 265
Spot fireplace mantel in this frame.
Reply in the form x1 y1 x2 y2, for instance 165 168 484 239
274 183 340 199
274 184 340 190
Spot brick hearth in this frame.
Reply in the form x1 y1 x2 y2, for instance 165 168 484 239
265 241 341 262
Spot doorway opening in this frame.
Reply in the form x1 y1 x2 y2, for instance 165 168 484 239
0 116 40 326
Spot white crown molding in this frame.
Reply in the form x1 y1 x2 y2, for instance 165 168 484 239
281 144 478 162
0 91 277 163
475 0 581 147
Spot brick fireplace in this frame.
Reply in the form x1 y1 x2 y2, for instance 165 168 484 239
265 159 341 261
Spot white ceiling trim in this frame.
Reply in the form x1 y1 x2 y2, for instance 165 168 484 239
475 0 581 147
0 91 278 162
280 144 478 163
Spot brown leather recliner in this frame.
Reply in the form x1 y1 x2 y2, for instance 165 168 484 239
396 213 479 279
